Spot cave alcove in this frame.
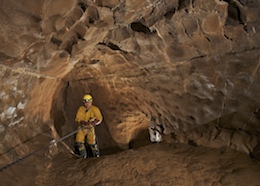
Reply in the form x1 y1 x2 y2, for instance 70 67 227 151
50 74 152 156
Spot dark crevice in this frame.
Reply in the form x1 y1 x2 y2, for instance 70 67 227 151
190 116 195 121
85 6 99 25
78 2 87 12
188 139 197 146
164 8 176 19
205 36 210 42
224 34 233 41
130 22 152 34
178 0 191 10
98 42 123 51
90 59 100 64
223 0 245 26
190 55 207 61
89 18 94 24
51 37 62 46
76 32 85 41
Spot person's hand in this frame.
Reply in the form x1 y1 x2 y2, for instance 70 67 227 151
79 121 87 125
87 121 96 126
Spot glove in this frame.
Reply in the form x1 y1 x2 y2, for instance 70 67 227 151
80 120 97 126
79 121 87 125
87 121 96 126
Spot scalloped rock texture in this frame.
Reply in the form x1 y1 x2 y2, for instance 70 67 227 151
0 0 260 175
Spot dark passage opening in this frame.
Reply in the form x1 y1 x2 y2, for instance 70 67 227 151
50 80 125 157
131 22 152 34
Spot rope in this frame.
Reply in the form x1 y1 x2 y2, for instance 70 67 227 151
0 127 84 173
50 128 79 145
0 146 48 172
0 129 50 157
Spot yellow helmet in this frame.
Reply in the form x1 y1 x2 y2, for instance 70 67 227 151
83 94 93 102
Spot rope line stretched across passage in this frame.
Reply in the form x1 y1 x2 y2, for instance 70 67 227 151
0 127 83 173
0 129 50 157
0 146 49 172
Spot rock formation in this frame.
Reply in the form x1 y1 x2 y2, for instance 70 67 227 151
0 0 259 170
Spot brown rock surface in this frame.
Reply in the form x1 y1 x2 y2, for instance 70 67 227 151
1 142 260 185
0 0 259 184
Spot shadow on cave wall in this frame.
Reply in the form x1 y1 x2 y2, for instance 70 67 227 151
129 129 151 149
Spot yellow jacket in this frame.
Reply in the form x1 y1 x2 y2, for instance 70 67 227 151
75 105 103 124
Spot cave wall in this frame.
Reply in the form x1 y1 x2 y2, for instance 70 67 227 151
0 0 260 164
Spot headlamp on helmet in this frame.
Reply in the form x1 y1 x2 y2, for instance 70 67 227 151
83 94 93 102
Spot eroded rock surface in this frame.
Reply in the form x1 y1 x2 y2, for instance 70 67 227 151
0 0 260 172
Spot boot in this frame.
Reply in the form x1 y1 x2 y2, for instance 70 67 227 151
76 142 87 158
90 144 100 157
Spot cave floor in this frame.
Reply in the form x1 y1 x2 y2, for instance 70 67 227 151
1 141 260 186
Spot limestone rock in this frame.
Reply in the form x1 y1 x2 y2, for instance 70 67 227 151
0 0 259 168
